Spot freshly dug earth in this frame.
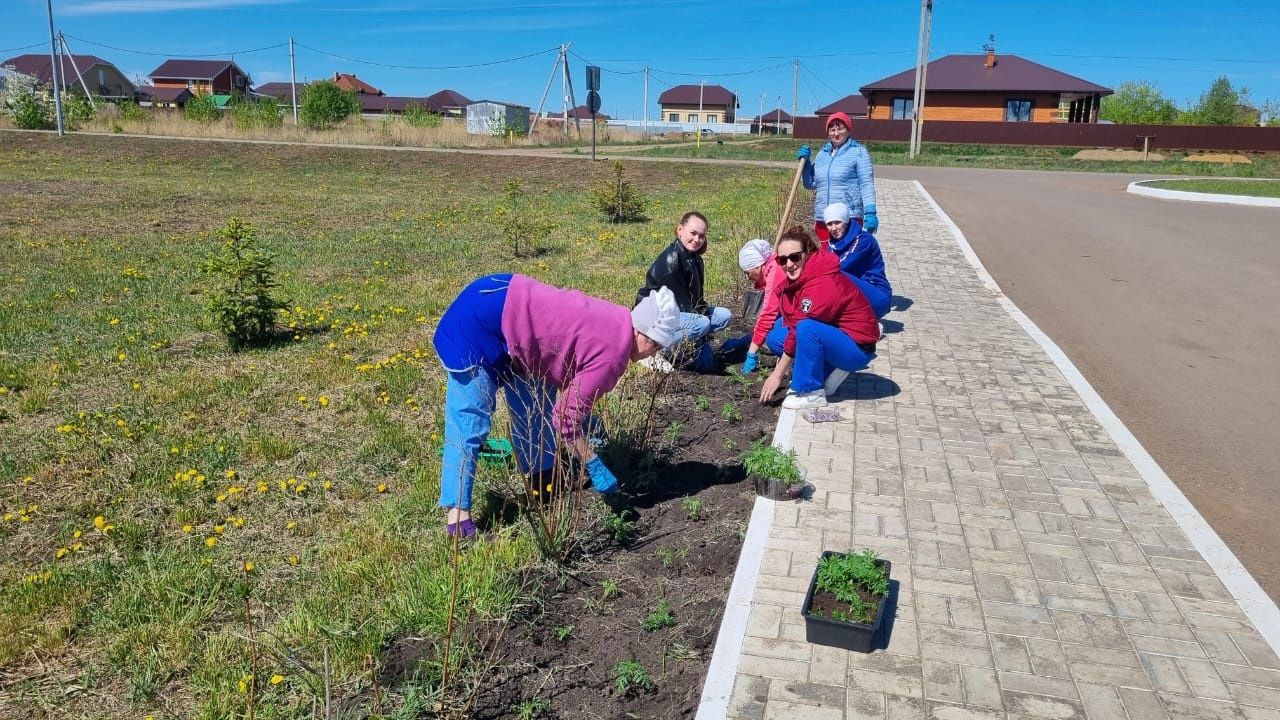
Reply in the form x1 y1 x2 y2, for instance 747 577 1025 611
1072 148 1166 162
472 336 784 719
1184 152 1252 164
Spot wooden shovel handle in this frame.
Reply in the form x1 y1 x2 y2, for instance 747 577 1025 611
775 158 806 245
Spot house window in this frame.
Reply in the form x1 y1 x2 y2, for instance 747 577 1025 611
1005 98 1033 122
706 113 718 123
687 113 698 123
667 112 678 122
891 97 913 120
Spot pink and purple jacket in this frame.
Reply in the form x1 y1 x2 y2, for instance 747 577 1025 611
750 257 787 347
500 274 633 437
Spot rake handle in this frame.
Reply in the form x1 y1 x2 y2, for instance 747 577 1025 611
775 158 806 246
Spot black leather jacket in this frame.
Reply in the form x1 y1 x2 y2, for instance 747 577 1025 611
635 239 706 314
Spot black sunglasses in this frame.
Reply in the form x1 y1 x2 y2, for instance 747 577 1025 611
774 251 806 266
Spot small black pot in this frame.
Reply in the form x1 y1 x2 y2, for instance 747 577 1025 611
801 552 892 653
750 473 805 500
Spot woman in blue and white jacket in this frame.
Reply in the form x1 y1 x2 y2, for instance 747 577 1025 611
798 111 878 245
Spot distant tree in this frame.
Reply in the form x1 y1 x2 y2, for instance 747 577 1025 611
1183 75 1243 126
1262 99 1280 127
1099 81 1177 125
185 92 220 123
299 80 359 129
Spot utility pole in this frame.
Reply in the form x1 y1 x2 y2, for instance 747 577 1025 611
792 59 799 119
758 93 765 136
642 66 648 135
916 5 933 153
696 79 704 148
289 36 298 123
59 33 96 109
909 0 934 158
45 0 64 136
529 45 562 135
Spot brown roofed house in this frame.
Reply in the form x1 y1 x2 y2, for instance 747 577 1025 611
2 53 136 99
425 89 470 117
658 84 738 124
860 51 1112 123
149 59 251 96
815 94 869 119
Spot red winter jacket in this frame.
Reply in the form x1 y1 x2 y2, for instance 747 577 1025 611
776 249 878 356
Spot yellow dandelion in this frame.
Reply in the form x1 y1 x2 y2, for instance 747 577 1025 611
216 494 227 503
243 561 255 573
287 555 300 565
182 524 193 533
116 352 127 362
115 418 126 428
225 469 237 479
213 524 225 534
93 515 106 529
318 396 330 407
270 673 285 685
376 483 388 493
132 381 141 391
256 481 268 493
109 318 120 326
285 521 297 530
56 547 69 559
323 480 332 490
298 395 308 404
205 536 217 547
22 475 33 484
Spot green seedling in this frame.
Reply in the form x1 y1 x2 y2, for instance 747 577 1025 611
603 512 637 543
813 549 889 624
695 394 710 411
681 497 704 520
513 698 551 719
721 402 742 423
611 659 655 696
554 624 574 641
723 438 737 451
656 547 688 569
663 420 684 443
600 578 621 600
741 441 802 482
641 598 676 631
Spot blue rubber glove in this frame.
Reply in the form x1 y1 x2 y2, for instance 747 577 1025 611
863 204 879 233
742 352 759 374
796 144 811 161
586 455 618 494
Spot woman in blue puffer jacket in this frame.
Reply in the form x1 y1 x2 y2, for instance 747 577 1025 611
798 111 878 245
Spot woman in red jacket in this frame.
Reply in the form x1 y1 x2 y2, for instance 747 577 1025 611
758 226 879 410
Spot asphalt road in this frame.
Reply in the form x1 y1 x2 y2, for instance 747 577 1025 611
880 165 1280 600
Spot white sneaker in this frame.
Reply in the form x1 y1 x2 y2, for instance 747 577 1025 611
638 355 674 373
878 321 885 340
782 389 828 410
823 368 850 397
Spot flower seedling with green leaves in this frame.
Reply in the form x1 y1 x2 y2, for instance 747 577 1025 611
640 598 675 631
812 549 889 624
741 441 802 482
681 497 704 520
611 659 655 697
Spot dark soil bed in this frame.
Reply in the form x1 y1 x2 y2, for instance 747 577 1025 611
472 332 783 719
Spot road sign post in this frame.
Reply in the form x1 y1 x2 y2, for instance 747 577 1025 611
586 66 601 161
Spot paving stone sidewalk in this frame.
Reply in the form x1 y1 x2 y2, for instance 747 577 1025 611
718 180 1280 720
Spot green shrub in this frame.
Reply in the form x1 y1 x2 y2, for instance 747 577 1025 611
116 99 146 122
62 93 95 130
589 160 647 223
640 598 675 631
814 549 888 624
402 103 441 128
741 441 801 482
299 80 359 129
9 93 50 130
231 97 282 130
201 218 289 349
184 93 220 124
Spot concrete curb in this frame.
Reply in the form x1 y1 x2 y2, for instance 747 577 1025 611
916 179 1280 655
1128 179 1280 207
694 407 795 719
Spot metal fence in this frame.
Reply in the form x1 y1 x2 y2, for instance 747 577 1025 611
793 117 1280 152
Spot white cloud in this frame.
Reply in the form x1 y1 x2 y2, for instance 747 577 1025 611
62 0 298 16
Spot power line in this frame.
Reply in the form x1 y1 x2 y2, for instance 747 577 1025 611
0 42 45 54
567 50 643 75
799 62 842 98
296 43 557 71
64 34 286 58
649 62 789 79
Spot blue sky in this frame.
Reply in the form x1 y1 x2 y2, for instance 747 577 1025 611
3 0 1278 119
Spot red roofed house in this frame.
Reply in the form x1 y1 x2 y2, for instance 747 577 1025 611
149 59 251 97
658 84 738 124
860 50 1112 123
252 82 294 102
815 94 869 120
2 53 135 99
424 89 470 118
332 72 382 96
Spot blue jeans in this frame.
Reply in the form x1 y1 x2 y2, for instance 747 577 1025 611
439 367 558 510
849 275 891 320
672 306 732 346
791 319 873 393
763 315 787 356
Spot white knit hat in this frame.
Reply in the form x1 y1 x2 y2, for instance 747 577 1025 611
737 238 773 271
632 287 681 348
822 202 851 224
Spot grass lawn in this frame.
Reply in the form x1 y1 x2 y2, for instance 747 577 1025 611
629 137 1280 177
1144 178 1280 198
0 133 788 718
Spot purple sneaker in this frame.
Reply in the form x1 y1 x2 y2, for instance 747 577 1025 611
445 519 477 538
